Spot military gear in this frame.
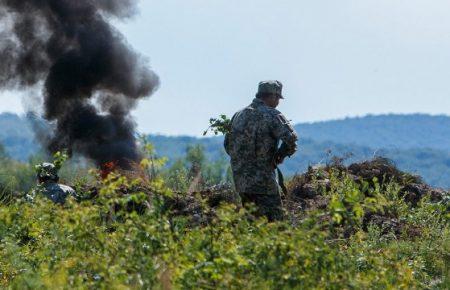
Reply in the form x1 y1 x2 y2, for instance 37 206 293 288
224 97 298 220
277 167 288 197
257 80 284 99
36 162 59 182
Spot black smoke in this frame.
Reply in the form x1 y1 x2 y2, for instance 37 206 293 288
0 0 159 167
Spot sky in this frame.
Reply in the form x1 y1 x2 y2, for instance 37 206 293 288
1 0 450 136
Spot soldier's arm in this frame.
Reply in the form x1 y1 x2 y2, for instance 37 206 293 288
224 132 231 155
271 112 298 159
223 113 237 155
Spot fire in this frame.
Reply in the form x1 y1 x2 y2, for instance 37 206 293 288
100 161 118 179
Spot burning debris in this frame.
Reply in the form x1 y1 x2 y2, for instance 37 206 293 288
100 160 119 179
0 0 159 168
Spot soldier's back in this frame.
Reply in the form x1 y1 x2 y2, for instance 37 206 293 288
42 182 76 204
228 98 280 169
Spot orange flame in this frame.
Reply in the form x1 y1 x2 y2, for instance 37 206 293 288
100 161 118 179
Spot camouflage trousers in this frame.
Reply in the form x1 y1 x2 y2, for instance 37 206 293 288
239 192 284 221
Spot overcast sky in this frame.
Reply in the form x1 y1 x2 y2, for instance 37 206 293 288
1 0 449 136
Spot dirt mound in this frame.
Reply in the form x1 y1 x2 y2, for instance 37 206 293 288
288 157 448 205
286 157 448 236
362 212 422 238
348 157 422 185
163 184 238 224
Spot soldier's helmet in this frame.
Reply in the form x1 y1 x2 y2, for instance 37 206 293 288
36 162 59 183
257 80 284 99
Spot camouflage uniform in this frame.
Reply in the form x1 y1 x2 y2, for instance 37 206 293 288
224 81 298 221
33 162 76 204
36 182 76 204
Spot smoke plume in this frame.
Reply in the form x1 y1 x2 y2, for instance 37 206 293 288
0 0 159 167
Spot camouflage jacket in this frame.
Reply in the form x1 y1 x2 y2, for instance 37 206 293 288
224 98 298 194
32 182 77 204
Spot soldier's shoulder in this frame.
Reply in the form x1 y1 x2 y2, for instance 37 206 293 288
58 184 75 193
268 107 282 115
259 105 283 119
232 105 257 122
43 183 72 193
235 107 249 115
233 105 250 116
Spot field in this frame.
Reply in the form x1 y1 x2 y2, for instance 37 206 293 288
0 145 448 289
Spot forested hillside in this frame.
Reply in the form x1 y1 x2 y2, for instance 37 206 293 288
2 113 450 188
0 113 39 160
295 114 450 150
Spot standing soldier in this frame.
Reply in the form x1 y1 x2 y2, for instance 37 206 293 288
224 80 298 221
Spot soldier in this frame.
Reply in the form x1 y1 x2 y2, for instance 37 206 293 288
224 80 298 221
34 162 77 204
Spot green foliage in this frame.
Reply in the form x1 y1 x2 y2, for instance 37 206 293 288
163 159 188 192
0 156 448 289
186 144 206 173
139 134 168 180
0 158 36 202
52 150 69 170
0 142 8 160
203 114 232 136
163 144 231 192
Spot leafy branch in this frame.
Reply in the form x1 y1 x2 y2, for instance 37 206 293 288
203 114 232 136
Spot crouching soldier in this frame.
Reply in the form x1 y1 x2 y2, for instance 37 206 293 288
224 80 298 221
33 162 77 204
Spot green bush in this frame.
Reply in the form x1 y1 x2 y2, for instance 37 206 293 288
0 142 448 289
0 168 447 289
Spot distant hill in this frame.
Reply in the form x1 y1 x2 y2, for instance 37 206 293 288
1 112 450 188
0 113 39 161
295 114 450 150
